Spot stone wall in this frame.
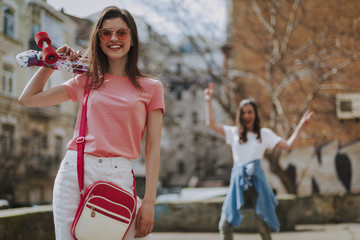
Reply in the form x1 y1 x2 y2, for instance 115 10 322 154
0 205 54 240
296 193 360 224
154 195 296 232
1 194 359 238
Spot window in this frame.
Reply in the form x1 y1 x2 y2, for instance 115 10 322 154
179 43 195 53
54 136 63 164
340 100 352 112
177 113 184 120
43 14 63 47
192 89 197 98
2 5 15 38
192 112 198 124
178 143 184 150
2 64 15 95
176 89 182 100
32 24 41 38
193 133 199 143
177 161 185 175
42 135 48 149
1 124 14 158
176 63 182 75
211 136 217 146
30 131 41 157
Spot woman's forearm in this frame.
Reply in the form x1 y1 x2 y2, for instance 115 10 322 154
143 151 160 204
205 99 225 136
18 67 54 106
285 124 304 150
205 100 216 126
143 110 162 204
285 110 313 149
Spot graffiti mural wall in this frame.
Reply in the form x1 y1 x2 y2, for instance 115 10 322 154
264 139 360 196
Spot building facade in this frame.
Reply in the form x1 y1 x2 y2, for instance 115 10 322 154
158 37 234 188
0 0 80 206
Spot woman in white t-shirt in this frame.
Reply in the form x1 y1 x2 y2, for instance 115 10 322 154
204 82 312 240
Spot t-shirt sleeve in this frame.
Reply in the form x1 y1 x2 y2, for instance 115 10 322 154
262 128 282 150
62 75 85 101
223 125 236 145
147 81 165 113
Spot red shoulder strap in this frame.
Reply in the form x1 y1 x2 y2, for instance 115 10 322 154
76 78 91 195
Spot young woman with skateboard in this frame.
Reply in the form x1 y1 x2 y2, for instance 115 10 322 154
19 6 164 240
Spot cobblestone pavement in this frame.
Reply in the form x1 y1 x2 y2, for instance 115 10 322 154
151 223 360 240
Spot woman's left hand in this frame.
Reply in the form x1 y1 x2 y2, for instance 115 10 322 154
135 200 155 238
299 109 313 127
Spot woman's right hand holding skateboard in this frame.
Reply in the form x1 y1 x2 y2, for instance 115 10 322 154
57 45 81 61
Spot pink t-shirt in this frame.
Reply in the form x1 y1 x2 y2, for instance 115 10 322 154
63 73 165 159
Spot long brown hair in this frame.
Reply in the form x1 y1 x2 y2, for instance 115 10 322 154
84 6 147 90
235 99 261 144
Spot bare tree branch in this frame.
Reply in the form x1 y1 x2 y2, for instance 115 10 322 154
280 0 302 55
298 52 360 113
251 0 275 34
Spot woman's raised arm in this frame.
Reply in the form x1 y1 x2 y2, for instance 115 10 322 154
276 110 313 150
18 45 79 107
204 82 225 136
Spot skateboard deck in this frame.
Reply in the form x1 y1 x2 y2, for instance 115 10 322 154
16 50 88 74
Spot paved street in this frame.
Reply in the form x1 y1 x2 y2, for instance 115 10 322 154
152 223 360 240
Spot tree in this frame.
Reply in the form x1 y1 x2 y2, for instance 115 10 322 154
135 0 225 82
224 0 360 193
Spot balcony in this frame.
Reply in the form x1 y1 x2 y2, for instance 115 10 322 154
27 105 60 119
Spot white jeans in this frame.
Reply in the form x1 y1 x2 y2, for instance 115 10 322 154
53 150 151 240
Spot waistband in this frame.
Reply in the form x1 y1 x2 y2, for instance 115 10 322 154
233 159 260 169
65 150 132 169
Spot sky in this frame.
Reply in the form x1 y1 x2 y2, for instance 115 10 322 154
47 0 154 18
46 0 227 43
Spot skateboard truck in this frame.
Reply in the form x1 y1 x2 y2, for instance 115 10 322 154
16 31 88 74
34 31 59 64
